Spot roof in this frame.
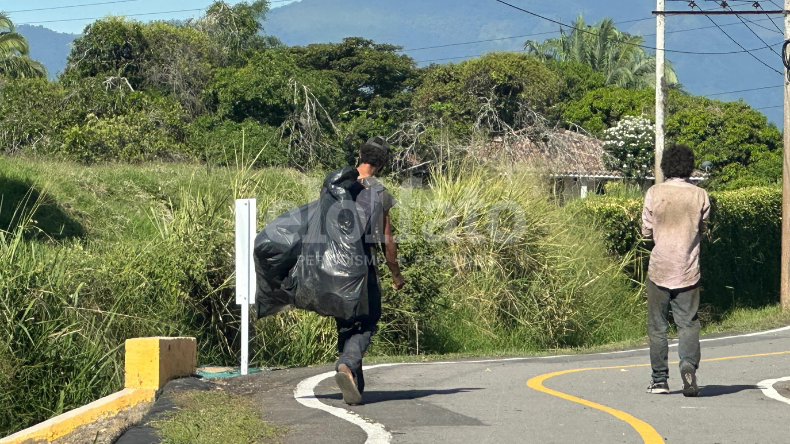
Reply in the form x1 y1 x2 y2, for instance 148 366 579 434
486 130 707 181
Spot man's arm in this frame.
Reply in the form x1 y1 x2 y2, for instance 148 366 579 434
641 188 654 239
700 191 711 237
383 210 405 290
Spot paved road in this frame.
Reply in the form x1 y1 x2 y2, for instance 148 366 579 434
246 327 790 444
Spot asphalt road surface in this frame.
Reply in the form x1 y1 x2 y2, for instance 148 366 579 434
274 327 790 444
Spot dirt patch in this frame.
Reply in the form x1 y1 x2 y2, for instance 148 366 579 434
51 400 153 444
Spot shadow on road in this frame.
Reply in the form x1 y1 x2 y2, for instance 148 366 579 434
316 388 483 405
696 385 759 397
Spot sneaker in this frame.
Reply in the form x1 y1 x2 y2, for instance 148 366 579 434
680 361 700 397
646 380 670 394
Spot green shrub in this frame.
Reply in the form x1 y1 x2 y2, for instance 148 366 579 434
0 157 645 434
0 79 67 154
413 52 561 137
574 186 782 308
185 116 288 167
61 110 182 163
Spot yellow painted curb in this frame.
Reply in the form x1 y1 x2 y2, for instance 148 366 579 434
125 337 197 390
1 337 197 443
0 388 156 444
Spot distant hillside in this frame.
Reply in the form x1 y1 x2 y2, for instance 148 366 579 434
17 25 78 79
265 0 650 60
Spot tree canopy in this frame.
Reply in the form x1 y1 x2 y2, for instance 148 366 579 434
526 15 678 90
0 13 47 80
0 7 781 189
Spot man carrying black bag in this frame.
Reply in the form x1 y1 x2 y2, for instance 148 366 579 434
334 136 405 405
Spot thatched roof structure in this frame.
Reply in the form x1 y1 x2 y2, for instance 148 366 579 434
486 130 706 181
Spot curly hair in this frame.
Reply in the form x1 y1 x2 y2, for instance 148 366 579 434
661 143 695 179
359 136 391 168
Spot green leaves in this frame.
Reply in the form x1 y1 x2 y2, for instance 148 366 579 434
525 14 678 90
563 87 782 189
577 186 783 308
413 52 560 136
0 13 47 80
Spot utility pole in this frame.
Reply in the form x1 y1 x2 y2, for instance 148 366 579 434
655 0 666 184
783 0 790 311
652 4 787 308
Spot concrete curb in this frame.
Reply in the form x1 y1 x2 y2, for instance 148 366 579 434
0 337 196 444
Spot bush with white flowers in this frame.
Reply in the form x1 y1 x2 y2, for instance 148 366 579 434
602 115 655 179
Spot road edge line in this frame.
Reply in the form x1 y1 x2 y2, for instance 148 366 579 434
757 376 790 406
293 326 790 444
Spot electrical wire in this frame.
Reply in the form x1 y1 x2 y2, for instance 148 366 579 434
20 8 208 25
727 9 783 56
782 40 790 79
738 13 784 34
489 0 784 55
686 2 784 73
706 84 784 95
401 16 782 54
13 0 294 23
6 0 142 14
757 2 786 34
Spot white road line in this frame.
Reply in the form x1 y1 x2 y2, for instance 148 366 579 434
757 376 790 406
294 366 398 444
294 325 790 444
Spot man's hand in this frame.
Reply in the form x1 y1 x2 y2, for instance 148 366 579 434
392 273 405 291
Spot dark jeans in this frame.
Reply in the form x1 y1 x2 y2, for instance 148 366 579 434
647 279 701 383
335 266 381 381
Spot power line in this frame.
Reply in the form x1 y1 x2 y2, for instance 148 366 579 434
489 0 784 55
6 0 141 14
19 8 209 25
402 16 781 54
758 1 786 34
733 14 782 55
688 2 783 74
402 31 560 53
737 13 784 35
706 84 784 95
12 0 294 22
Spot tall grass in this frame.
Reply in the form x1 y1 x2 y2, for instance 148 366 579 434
370 162 644 356
0 155 645 437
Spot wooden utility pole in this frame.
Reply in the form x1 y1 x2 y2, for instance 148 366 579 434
655 0 666 184
653 4 788 309
783 0 790 311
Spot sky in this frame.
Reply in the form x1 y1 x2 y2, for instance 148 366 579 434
5 0 300 34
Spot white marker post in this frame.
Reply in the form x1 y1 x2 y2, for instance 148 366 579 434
235 199 256 375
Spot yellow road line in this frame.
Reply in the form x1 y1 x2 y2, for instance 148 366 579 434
526 350 790 444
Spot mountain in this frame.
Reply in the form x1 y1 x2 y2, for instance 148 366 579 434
16 25 78 79
265 0 784 125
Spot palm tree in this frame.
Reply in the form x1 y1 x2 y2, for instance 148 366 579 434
0 13 47 79
525 15 678 90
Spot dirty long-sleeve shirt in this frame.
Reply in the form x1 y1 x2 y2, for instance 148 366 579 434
641 178 711 289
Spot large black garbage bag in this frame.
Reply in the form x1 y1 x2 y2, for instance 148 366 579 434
291 167 369 321
254 201 317 317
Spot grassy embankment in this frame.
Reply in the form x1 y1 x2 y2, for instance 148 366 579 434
154 390 287 444
1 155 787 437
